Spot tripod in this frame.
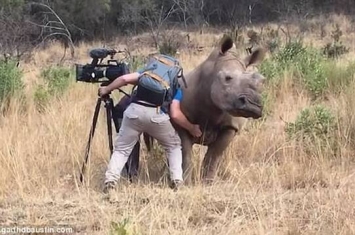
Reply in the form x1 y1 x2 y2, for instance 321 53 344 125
79 84 138 184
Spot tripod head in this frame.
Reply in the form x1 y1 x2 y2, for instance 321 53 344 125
98 80 132 101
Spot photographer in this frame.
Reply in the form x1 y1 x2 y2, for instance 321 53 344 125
98 67 202 193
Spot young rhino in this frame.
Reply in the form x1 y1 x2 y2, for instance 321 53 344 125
171 35 266 183
121 35 266 184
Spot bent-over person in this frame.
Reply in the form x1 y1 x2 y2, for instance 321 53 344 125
98 65 202 193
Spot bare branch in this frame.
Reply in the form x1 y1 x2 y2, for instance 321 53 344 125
143 3 177 49
29 2 75 59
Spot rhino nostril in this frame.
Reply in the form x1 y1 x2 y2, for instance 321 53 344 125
238 96 247 105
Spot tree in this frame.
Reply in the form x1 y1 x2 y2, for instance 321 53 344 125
0 0 39 62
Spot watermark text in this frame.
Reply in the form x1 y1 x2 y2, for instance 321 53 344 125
0 226 74 234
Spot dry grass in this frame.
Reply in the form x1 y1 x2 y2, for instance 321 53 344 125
1 14 355 235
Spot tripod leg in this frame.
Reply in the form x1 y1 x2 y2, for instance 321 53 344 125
80 98 102 183
105 98 114 155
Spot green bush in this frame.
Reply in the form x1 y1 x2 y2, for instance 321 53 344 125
110 218 138 235
0 59 24 105
285 105 336 142
41 66 73 97
275 41 327 99
33 85 50 112
297 49 327 98
260 41 328 99
274 40 306 66
259 58 280 87
33 66 73 112
285 105 338 157
159 41 178 56
158 35 181 56
260 40 309 82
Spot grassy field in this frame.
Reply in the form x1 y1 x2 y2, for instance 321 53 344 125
1 14 355 234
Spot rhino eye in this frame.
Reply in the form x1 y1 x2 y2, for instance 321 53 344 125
225 76 233 81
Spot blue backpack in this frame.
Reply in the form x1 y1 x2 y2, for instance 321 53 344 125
134 54 186 112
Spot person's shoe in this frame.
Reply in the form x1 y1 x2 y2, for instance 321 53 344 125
103 181 116 194
170 180 183 191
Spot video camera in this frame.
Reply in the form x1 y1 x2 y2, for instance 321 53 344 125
75 48 130 84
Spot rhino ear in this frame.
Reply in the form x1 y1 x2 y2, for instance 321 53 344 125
244 47 266 67
219 35 234 55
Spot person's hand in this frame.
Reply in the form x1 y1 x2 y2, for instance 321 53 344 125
98 87 110 97
189 124 202 138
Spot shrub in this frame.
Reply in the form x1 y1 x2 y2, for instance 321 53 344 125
285 105 339 157
0 59 23 105
262 27 281 54
285 105 336 143
33 66 73 112
322 24 349 59
259 58 280 85
33 85 50 112
274 40 306 66
323 42 349 59
159 40 179 56
158 33 181 56
260 40 328 99
260 40 309 82
40 66 73 97
110 218 137 235
296 48 327 99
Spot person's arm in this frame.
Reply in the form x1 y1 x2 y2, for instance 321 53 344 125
106 72 140 92
169 89 202 137
98 72 140 97
170 100 194 131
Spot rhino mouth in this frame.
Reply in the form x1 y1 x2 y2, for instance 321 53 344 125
227 95 263 119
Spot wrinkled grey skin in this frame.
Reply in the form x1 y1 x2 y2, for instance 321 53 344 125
171 35 266 184
121 35 266 184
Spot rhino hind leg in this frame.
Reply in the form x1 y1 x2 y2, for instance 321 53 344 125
202 128 236 182
125 141 140 182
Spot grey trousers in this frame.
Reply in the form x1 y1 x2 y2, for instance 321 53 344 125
105 102 183 184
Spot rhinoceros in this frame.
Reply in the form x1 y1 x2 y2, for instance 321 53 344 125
116 35 266 184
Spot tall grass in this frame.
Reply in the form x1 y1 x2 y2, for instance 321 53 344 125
1 18 355 234
0 59 23 111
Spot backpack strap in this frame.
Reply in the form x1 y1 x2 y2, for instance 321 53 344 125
142 70 171 89
143 68 169 114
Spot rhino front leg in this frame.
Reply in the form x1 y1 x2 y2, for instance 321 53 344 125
202 128 236 182
179 131 194 185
